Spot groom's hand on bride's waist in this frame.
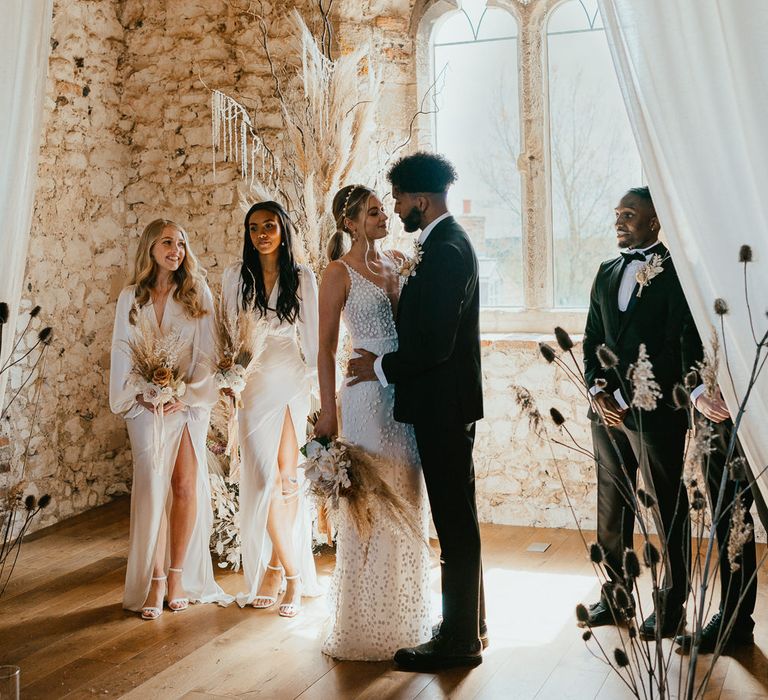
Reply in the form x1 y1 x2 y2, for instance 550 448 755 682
346 348 378 386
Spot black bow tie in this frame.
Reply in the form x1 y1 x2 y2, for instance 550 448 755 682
621 250 646 263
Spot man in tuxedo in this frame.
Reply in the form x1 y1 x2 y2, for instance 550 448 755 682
582 186 702 638
347 152 485 671
674 384 763 653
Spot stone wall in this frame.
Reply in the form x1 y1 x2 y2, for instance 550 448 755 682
4 0 599 534
3 0 133 528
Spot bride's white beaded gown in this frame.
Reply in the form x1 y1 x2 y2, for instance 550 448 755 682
322 261 432 661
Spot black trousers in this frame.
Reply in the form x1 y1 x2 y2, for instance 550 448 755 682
413 421 485 643
592 419 690 613
704 420 757 623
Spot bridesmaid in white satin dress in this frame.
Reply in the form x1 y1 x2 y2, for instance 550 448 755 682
110 219 231 619
221 201 321 614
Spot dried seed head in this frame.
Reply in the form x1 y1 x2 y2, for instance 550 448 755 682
637 488 656 509
628 625 637 639
623 548 641 579
38 494 51 509
30 305 41 318
589 542 605 564
597 344 619 369
554 326 574 351
0 302 8 324
739 245 753 263
714 298 729 316
550 407 566 426
614 648 630 667
673 384 690 409
684 370 699 389
539 342 557 363
24 494 36 510
691 489 706 511
643 542 661 566
613 584 631 610
729 457 747 482
576 603 590 624
582 630 593 641
38 327 53 344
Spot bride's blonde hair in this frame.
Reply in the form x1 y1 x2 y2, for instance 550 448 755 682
129 219 208 325
327 184 375 261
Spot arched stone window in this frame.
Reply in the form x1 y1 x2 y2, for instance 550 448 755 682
416 0 642 331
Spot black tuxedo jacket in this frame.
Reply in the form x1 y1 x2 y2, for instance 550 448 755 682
582 242 702 431
381 216 483 426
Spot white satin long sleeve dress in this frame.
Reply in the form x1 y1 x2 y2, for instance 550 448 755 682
110 283 232 611
220 263 322 607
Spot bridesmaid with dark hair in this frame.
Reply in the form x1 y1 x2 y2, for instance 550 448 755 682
221 201 321 614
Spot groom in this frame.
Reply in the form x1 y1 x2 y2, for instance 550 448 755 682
347 151 485 671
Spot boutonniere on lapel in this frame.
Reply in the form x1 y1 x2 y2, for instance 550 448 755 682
635 253 669 297
398 241 423 281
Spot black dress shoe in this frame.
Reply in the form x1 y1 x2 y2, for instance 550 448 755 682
431 621 489 649
675 611 755 654
584 599 625 627
394 635 482 672
639 610 685 640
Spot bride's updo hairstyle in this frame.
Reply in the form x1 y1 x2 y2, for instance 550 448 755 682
327 184 375 262
129 219 208 325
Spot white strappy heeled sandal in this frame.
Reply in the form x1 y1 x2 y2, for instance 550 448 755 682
141 575 167 620
167 567 189 612
278 574 302 618
252 564 285 609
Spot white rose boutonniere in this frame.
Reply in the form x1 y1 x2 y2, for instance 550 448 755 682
635 253 669 297
398 241 423 281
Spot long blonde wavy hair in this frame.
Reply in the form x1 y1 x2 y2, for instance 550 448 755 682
129 219 208 325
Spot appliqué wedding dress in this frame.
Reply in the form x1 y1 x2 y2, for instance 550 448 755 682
322 261 432 661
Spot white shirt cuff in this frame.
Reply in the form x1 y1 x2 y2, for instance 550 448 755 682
690 384 706 405
613 389 629 410
373 354 389 387
589 385 603 397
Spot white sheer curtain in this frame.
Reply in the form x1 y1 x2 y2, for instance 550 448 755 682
597 0 768 507
0 0 54 401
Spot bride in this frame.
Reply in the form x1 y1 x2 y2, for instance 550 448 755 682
314 184 432 660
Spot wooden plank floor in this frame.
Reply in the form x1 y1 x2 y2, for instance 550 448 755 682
2 498 768 699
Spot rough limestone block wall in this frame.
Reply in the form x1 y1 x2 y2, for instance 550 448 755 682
476 337 596 529
2 0 134 528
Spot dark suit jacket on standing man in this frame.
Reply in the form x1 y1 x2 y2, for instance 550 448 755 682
583 241 703 614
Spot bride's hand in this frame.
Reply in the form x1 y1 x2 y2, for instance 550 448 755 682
313 411 338 439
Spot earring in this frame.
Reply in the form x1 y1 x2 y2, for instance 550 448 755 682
281 240 286 247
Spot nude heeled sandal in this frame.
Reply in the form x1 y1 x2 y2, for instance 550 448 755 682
167 567 189 612
252 564 285 609
141 575 167 620
278 574 302 618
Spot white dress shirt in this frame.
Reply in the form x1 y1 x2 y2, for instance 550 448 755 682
372 212 453 387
